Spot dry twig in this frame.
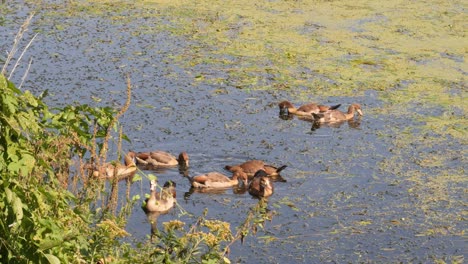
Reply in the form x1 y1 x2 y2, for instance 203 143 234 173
2 12 35 77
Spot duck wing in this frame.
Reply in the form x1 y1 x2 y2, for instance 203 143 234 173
297 103 319 113
193 172 230 183
239 160 265 174
150 151 177 164
313 110 346 123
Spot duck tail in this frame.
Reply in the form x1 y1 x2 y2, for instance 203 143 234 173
329 104 341 110
276 165 287 173
224 165 233 171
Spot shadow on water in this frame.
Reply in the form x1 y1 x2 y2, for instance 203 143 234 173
310 117 362 132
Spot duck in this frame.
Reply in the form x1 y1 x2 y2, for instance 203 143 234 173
190 170 248 189
224 160 287 181
92 152 137 180
312 103 363 123
142 180 176 213
278 101 341 116
248 170 274 198
131 150 189 168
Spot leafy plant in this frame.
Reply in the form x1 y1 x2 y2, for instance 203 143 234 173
0 32 128 261
0 14 273 264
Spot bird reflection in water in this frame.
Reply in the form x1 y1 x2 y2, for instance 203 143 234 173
146 211 163 242
184 184 248 200
278 113 294 121
311 117 362 132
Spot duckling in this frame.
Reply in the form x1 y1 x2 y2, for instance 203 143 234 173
248 170 274 198
278 101 341 116
190 170 248 189
92 152 136 180
142 180 176 213
225 160 287 181
312 103 363 123
132 151 189 168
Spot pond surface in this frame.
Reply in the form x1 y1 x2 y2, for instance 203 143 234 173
1 1 465 263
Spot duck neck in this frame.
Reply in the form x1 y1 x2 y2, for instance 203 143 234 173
148 190 157 205
124 153 136 166
288 107 298 114
149 183 157 200
345 105 356 119
231 173 240 184
232 171 247 185
178 152 189 167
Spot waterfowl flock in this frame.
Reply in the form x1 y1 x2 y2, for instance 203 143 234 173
88 99 363 223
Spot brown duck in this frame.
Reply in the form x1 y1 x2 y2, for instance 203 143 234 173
190 170 248 189
142 180 176 213
224 160 287 181
248 170 274 198
131 150 189 168
312 103 363 123
92 152 136 180
278 101 341 116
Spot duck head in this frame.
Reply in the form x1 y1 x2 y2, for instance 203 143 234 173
232 169 248 186
255 170 271 188
178 152 189 167
125 151 137 166
149 180 158 191
278 101 294 116
249 170 274 198
350 103 363 116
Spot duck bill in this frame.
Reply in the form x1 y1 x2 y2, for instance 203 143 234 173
357 109 363 116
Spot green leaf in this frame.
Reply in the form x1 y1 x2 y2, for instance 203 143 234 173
19 152 36 175
0 73 7 89
132 173 142 182
121 133 131 143
5 75 21 93
44 253 60 264
7 162 20 174
12 193 23 221
24 91 38 107
39 238 63 251
148 174 157 181
5 187 13 202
